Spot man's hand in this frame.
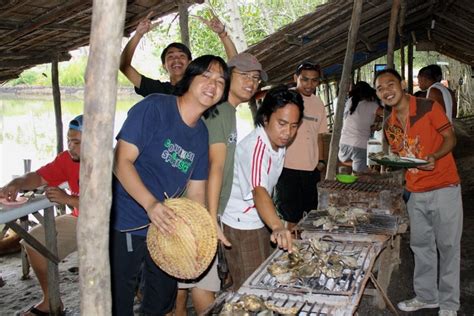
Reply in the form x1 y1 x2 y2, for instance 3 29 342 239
216 224 231 247
270 227 293 253
193 9 225 35
316 162 326 172
418 154 436 171
146 201 177 234
135 11 161 36
44 186 70 204
0 180 22 201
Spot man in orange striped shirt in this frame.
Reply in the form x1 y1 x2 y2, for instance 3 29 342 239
376 69 462 316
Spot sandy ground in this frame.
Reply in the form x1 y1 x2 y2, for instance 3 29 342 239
1 117 473 316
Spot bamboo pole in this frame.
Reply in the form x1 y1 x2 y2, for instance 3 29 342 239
77 0 126 314
51 58 63 154
326 0 363 180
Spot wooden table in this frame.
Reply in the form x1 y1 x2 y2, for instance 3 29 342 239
0 194 62 316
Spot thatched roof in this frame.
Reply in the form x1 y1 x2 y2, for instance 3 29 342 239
0 0 203 83
246 0 474 84
1 0 472 85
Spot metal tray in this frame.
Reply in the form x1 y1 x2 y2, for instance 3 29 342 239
369 156 428 168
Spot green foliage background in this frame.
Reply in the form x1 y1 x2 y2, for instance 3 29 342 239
5 0 321 87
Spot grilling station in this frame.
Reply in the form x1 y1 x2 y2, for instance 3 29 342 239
206 171 407 315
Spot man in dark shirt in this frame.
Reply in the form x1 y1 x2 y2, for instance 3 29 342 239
120 11 237 97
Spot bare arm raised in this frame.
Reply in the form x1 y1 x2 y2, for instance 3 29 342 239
194 9 238 59
119 12 161 88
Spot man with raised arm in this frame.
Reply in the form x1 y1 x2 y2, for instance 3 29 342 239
120 10 237 97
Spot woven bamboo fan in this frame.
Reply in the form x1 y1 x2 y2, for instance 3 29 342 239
147 198 218 279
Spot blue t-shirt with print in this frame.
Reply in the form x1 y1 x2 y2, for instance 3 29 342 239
111 94 209 236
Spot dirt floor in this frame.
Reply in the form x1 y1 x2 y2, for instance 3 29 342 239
1 117 473 316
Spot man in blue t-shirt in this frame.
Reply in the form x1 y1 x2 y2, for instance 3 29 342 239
110 55 229 316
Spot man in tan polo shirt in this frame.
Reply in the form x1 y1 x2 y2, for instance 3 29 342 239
274 62 328 231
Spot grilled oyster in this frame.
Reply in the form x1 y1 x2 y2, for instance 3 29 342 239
267 262 289 276
295 261 321 278
264 301 299 315
241 294 264 312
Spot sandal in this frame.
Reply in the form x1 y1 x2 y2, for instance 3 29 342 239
21 305 65 316
21 306 50 316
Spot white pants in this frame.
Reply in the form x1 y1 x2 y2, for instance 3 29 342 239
407 185 463 311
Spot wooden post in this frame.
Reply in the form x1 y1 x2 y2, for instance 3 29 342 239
400 41 405 79
179 1 190 48
43 206 61 316
51 58 63 154
387 0 400 69
382 0 401 156
325 0 363 180
78 0 126 315
407 40 414 94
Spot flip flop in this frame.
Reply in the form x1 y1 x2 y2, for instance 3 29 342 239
21 305 66 316
21 306 50 316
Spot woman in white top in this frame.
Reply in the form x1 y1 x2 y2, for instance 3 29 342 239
338 81 383 173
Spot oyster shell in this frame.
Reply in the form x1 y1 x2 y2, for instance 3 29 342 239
241 294 264 312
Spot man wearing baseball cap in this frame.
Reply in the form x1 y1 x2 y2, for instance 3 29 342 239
0 115 82 316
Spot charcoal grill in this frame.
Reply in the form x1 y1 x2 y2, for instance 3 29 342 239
206 291 357 315
298 210 400 238
295 172 406 312
205 238 383 316
317 173 406 217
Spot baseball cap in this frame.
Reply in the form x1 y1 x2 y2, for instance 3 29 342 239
69 114 83 132
227 53 268 81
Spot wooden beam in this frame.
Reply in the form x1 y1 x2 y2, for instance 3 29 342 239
387 0 401 69
78 0 126 314
0 0 84 47
51 59 64 155
0 73 19 82
0 0 29 18
0 52 71 68
178 1 190 47
407 39 413 94
326 0 363 180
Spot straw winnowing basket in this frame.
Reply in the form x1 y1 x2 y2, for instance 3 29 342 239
146 198 218 279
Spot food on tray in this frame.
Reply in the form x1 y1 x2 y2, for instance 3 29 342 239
0 195 28 205
266 239 360 283
219 294 299 315
368 151 429 167
312 206 369 233
368 151 400 161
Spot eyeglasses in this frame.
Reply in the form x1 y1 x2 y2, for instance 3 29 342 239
233 70 261 84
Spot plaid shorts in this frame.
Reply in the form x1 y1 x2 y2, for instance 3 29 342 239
223 224 273 290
